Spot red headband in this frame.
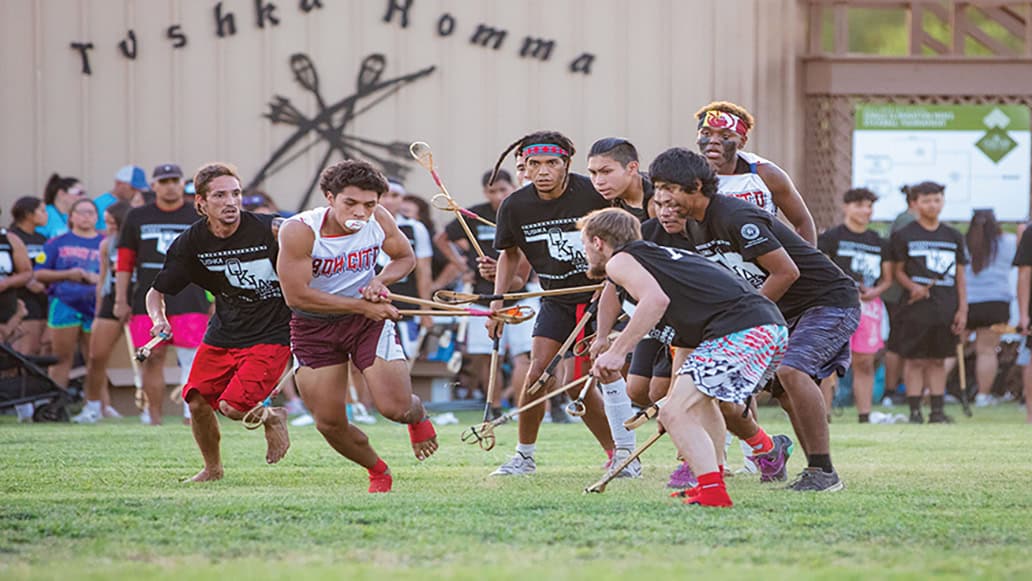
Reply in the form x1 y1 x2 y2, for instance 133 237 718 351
701 110 749 138
521 143 569 158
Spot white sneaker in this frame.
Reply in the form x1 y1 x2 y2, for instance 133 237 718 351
490 452 536 476
290 413 315 427
351 403 377 425
608 449 642 479
15 403 34 423
104 405 123 419
974 393 997 408
140 409 152 424
72 407 102 424
285 399 306 416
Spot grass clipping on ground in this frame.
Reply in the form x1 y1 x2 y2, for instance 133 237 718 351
1 406 1031 580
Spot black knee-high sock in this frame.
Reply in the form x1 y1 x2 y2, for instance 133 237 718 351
907 396 922 415
930 395 945 415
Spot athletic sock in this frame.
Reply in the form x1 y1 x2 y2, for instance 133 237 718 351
85 400 102 414
744 427 774 455
807 453 834 473
367 458 392 493
858 413 870 423
685 471 733 507
516 442 536 457
930 395 945 416
601 378 636 451
907 396 922 415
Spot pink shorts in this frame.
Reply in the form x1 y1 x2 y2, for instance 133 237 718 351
850 298 885 355
129 313 208 349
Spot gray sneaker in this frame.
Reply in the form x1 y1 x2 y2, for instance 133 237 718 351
490 452 536 476
752 434 794 482
608 448 642 479
787 467 844 492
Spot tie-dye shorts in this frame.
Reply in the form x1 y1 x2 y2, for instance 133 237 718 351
677 324 789 404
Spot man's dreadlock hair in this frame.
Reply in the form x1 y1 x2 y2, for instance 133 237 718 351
489 130 576 186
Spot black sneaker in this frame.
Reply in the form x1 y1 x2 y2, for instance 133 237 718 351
787 467 844 492
928 412 954 424
909 411 924 424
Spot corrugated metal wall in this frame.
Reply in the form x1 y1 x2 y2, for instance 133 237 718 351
0 0 805 216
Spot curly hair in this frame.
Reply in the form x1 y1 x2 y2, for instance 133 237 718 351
694 101 756 132
489 130 576 186
193 162 241 199
319 159 389 197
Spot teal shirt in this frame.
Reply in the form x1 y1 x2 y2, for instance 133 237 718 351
93 192 118 231
35 205 68 240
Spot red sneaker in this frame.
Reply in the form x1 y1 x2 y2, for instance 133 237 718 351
683 484 733 507
368 470 393 493
670 485 700 499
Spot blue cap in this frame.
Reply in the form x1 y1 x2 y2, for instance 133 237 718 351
115 165 149 191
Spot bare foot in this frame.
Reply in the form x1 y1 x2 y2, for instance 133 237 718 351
263 407 290 464
185 467 223 482
412 435 439 461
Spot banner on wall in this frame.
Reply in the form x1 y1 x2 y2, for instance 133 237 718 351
852 104 1031 222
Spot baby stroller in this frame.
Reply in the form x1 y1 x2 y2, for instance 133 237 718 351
0 343 75 422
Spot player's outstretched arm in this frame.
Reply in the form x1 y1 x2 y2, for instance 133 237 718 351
593 254 668 376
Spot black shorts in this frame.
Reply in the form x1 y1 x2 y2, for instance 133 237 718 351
967 301 1009 330
884 299 904 354
628 338 672 379
20 292 48 321
95 293 117 321
531 298 596 343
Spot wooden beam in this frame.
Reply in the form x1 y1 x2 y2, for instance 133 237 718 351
910 3 923 54
804 56 1032 95
966 19 1020 54
976 5 1027 39
953 2 967 54
834 2 849 54
810 2 825 54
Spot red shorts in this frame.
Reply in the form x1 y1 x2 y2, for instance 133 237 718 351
129 313 208 349
182 343 291 412
290 314 406 371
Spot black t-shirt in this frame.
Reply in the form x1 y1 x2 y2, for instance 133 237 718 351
1013 227 1032 316
119 202 210 315
615 241 785 348
151 212 291 348
494 173 608 304
641 218 695 250
612 175 654 222
818 224 888 289
0 229 18 318
889 220 968 320
10 226 47 312
444 201 530 297
691 194 858 321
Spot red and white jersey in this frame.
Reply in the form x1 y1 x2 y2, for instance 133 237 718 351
286 206 383 300
716 151 776 216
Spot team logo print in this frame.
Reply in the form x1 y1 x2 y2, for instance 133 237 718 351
740 223 761 241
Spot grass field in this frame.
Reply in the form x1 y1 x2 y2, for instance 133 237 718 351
2 404 1031 580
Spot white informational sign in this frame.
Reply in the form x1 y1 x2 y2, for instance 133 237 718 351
852 104 1031 222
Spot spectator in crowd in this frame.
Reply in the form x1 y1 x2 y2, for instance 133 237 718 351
963 209 1017 407
242 189 286 216
888 182 967 424
117 164 211 425
33 198 103 388
402 193 463 293
73 201 133 423
882 186 922 401
93 165 148 230
9 197 50 355
376 180 434 356
0 204 33 337
1013 224 1032 423
37 174 86 239
818 188 893 423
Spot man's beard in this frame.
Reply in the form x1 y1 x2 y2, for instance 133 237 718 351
587 262 607 280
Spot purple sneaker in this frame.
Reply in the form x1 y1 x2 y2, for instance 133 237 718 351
753 434 794 483
666 462 698 489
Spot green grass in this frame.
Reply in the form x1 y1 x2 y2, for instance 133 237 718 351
2 404 1031 580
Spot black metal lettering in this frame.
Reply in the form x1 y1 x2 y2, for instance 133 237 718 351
569 52 595 75
70 42 95 75
382 0 413 28
470 24 507 50
437 13 455 37
519 37 555 61
166 25 187 48
255 0 280 28
215 2 237 37
118 30 137 59
299 0 323 12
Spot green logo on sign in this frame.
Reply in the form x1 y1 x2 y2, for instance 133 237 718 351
976 127 1018 163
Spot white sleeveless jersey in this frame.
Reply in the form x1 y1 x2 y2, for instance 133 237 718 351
287 207 384 300
716 151 776 216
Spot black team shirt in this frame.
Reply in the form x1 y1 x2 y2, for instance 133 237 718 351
611 175 654 222
151 212 291 347
615 241 785 348
119 202 210 316
690 194 858 321
444 202 527 298
889 220 968 324
1014 227 1032 317
818 224 888 289
494 173 608 304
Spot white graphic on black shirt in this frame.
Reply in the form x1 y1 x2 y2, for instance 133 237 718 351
837 241 882 287
200 254 283 301
524 225 588 278
140 224 190 255
694 241 768 289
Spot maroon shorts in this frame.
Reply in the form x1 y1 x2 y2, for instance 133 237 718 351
182 343 291 413
290 314 406 371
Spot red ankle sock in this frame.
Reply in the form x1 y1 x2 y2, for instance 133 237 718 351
606 449 615 460
367 459 392 493
685 471 732 507
745 428 774 455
